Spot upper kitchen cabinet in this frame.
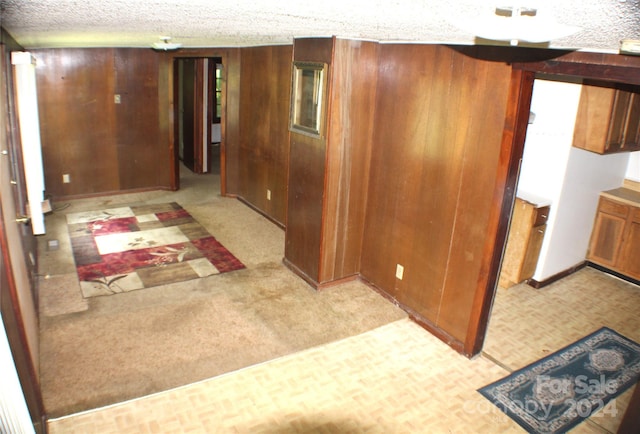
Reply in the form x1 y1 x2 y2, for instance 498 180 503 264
573 82 640 154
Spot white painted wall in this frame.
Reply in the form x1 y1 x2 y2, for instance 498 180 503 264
627 152 640 181
516 78 630 282
211 123 221 143
0 315 35 434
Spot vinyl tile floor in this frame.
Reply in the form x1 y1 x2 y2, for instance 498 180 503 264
46 169 640 433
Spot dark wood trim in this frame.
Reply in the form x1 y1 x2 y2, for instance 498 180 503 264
618 384 640 434
358 275 465 354
193 58 205 174
167 49 232 194
169 56 179 191
53 185 172 202
236 196 285 230
282 257 320 289
464 68 536 357
527 262 588 288
1 39 47 433
513 51 640 86
316 273 359 290
586 262 640 287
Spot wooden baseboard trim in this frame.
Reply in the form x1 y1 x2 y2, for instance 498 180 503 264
282 258 359 291
586 262 640 287
357 275 468 357
52 186 172 202
316 274 359 290
236 196 285 230
527 262 587 288
282 258 320 289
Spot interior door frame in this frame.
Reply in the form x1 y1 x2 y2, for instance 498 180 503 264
169 50 228 193
472 50 640 356
0 44 46 434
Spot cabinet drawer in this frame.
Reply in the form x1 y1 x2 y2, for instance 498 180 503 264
533 206 550 226
599 198 629 218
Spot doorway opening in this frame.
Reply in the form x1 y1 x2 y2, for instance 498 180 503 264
173 56 223 190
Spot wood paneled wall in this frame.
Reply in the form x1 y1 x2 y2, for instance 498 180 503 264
34 48 171 198
360 45 515 351
285 38 334 283
236 45 292 225
285 38 381 287
319 39 378 283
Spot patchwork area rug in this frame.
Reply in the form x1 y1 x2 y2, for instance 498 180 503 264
479 327 640 434
67 202 245 298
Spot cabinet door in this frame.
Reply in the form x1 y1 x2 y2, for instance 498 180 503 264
618 208 640 280
574 85 640 154
588 200 628 267
605 90 631 152
621 92 640 151
520 223 546 280
573 85 615 153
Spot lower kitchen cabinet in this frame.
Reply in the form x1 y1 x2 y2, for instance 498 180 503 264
499 197 550 288
588 189 640 281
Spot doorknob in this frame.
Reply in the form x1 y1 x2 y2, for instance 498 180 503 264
16 215 31 224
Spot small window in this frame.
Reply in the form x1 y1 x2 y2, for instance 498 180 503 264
215 64 222 122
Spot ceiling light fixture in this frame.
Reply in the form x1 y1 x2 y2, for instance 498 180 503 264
152 36 182 51
620 39 640 55
458 5 580 46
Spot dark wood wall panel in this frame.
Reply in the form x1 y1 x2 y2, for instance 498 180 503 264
286 134 326 281
224 48 242 195
237 45 292 225
115 49 168 188
34 48 171 198
361 45 513 346
285 38 333 282
319 39 378 283
436 55 512 341
35 49 119 196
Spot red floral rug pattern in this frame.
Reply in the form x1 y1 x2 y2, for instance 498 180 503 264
67 202 245 297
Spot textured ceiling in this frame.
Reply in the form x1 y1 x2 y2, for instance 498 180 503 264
1 0 639 53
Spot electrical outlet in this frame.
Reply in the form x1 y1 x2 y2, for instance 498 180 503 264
114 94 121 104
267 189 271 200
62 173 70 183
396 264 404 280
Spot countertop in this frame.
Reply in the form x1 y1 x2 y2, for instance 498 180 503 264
516 190 552 208
601 187 640 207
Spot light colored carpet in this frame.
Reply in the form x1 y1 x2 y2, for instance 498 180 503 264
37 169 406 417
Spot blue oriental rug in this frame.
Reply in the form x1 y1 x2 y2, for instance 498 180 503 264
478 327 640 433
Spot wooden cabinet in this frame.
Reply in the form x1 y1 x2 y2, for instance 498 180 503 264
588 191 640 281
618 207 640 279
499 198 550 288
587 197 628 267
573 83 640 154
